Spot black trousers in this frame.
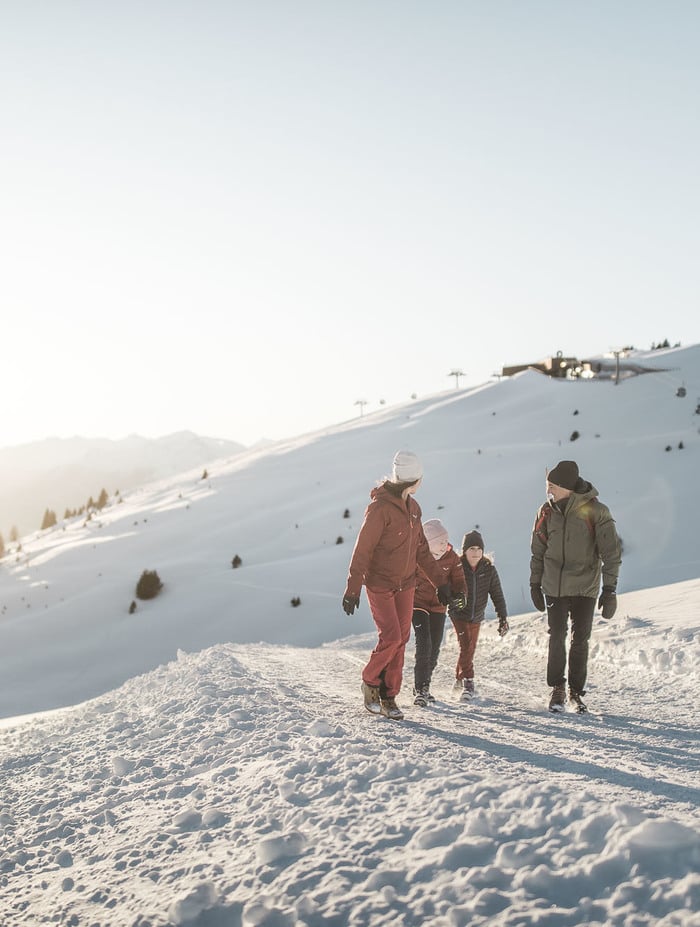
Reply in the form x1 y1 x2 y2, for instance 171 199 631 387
412 609 446 689
546 595 595 693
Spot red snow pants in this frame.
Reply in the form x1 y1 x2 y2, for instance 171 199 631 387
363 586 415 698
451 618 481 680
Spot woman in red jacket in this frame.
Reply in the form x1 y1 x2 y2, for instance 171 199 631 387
342 451 452 720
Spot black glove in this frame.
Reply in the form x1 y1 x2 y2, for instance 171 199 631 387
342 594 360 616
530 584 545 612
450 592 467 611
498 617 510 637
437 584 452 607
598 586 617 619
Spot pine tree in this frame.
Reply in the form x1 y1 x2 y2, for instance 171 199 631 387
96 488 109 510
0 532 5 558
41 509 57 530
9 526 19 543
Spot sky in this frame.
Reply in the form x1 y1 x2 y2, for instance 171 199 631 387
2 1 700 449
0 343 698 924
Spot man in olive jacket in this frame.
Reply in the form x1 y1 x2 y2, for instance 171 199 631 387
529 460 622 713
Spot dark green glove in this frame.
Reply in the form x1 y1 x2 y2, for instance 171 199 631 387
498 617 510 637
530 585 545 612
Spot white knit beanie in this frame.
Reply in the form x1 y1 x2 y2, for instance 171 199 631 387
391 450 423 483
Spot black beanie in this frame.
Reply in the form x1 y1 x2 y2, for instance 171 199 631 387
547 460 580 491
462 530 484 551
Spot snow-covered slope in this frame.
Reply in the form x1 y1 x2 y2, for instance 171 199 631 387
1 344 699 927
1 345 699 717
1 578 698 926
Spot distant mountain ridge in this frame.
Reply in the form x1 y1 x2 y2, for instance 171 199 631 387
0 432 246 536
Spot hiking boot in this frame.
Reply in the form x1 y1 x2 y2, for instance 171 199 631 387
361 681 381 714
413 684 429 707
459 678 475 703
413 686 428 708
569 689 588 713
549 684 566 713
425 689 436 704
379 696 404 720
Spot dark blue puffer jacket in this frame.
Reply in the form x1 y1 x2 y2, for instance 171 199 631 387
448 556 507 624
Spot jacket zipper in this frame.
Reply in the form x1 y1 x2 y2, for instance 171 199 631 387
398 499 414 592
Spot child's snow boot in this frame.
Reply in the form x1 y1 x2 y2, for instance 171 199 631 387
458 679 475 703
453 679 474 702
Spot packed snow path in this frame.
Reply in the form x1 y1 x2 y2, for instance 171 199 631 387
1 610 698 926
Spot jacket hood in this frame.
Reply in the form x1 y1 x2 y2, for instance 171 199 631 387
572 480 598 502
548 480 598 512
370 483 395 503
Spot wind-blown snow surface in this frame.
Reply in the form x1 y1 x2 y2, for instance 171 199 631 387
1 344 699 925
1 583 699 926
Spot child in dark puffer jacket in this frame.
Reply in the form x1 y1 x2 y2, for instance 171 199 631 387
448 530 509 702
411 519 467 707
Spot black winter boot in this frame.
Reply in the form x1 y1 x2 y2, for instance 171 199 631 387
569 689 588 713
413 684 429 708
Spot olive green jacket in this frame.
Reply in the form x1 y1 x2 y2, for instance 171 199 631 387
529 482 622 599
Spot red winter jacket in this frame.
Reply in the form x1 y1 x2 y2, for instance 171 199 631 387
345 484 445 597
414 546 467 614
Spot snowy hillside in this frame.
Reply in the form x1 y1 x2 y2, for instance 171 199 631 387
0 344 699 926
1 344 698 717
1 581 698 926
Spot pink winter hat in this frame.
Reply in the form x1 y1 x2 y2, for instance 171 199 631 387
423 519 449 545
